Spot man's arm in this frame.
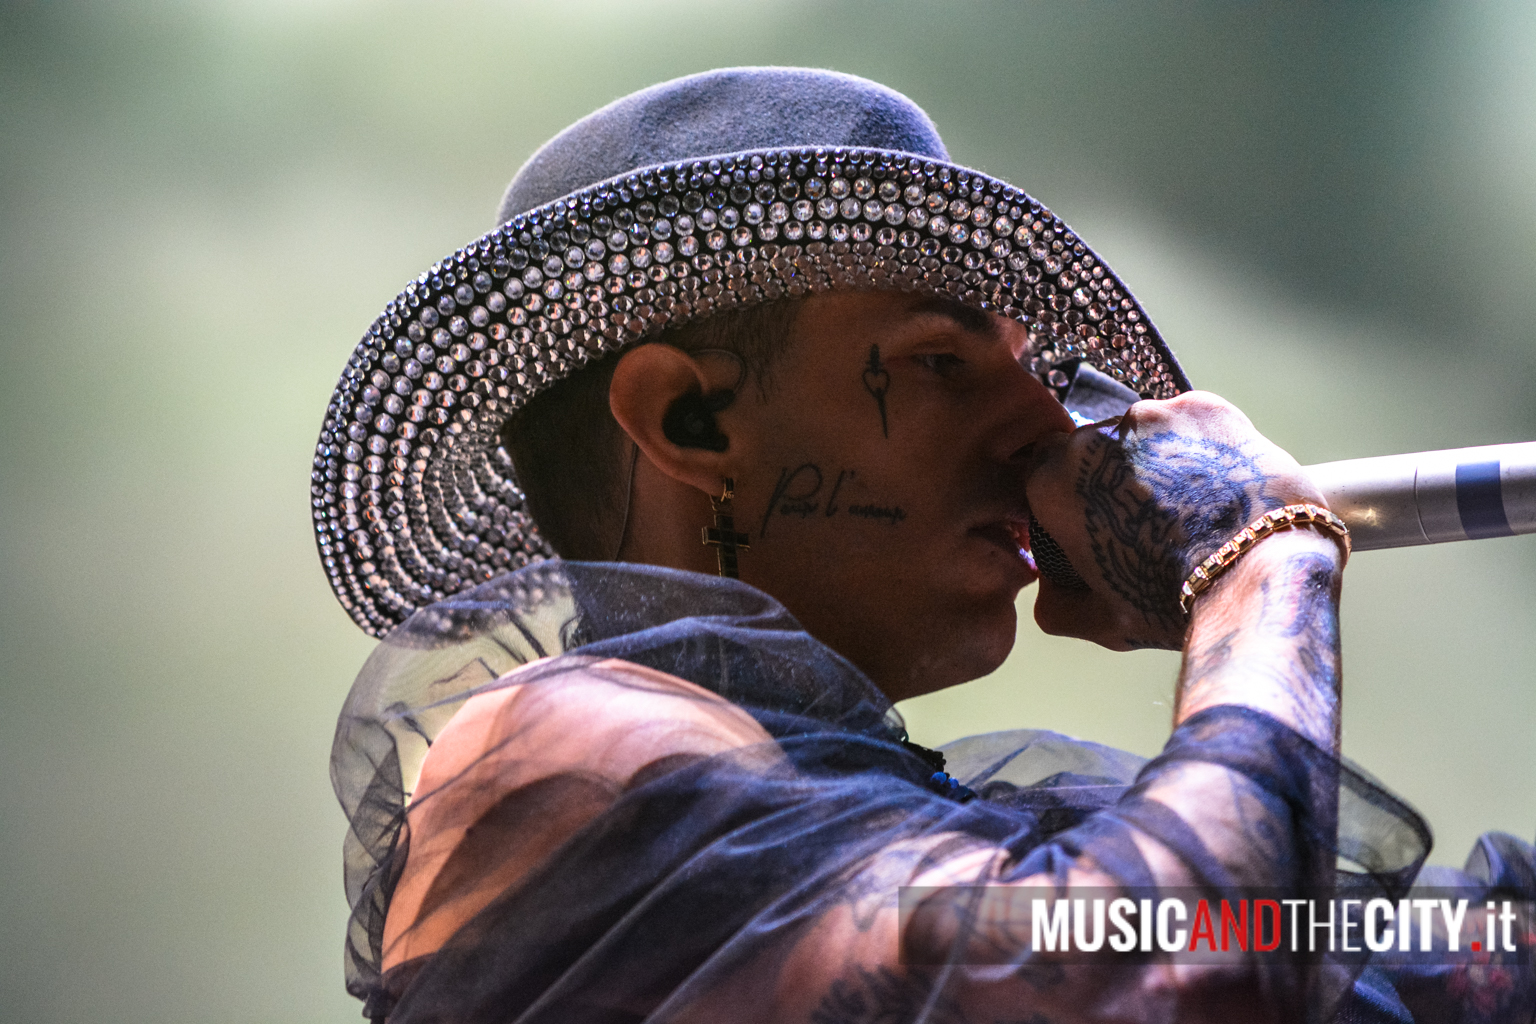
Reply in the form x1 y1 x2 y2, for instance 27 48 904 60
762 530 1343 1022
762 395 1350 1021
387 389 1351 1019
1176 528 1342 747
1022 393 1344 740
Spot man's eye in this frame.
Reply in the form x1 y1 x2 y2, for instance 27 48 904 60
916 353 965 375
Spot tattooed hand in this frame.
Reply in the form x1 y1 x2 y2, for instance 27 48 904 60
1024 392 1325 651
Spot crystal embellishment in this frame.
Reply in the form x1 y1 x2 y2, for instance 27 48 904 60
313 146 1190 636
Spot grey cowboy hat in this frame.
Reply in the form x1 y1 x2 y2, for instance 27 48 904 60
312 67 1192 637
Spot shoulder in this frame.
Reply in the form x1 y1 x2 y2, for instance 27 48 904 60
383 657 778 970
421 656 777 795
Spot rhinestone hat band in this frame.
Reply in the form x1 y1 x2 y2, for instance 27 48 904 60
312 146 1192 637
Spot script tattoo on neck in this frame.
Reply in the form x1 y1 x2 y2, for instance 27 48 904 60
1076 429 1282 638
827 469 853 517
759 462 906 538
861 344 891 438
762 463 824 534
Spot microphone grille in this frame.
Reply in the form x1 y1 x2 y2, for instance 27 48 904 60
1028 514 1091 591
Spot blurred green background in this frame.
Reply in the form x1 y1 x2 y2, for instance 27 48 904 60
2 1 1533 1021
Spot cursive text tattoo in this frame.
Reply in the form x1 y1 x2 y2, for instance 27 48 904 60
1076 430 1282 637
847 503 907 526
862 344 891 437
826 469 854 517
761 463 824 537
759 463 905 537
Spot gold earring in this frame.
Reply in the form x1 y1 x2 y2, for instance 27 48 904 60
700 478 750 579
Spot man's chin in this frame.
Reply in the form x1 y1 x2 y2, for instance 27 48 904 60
899 599 1019 700
960 561 1037 612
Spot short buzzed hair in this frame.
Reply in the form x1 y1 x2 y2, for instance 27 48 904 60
502 299 802 560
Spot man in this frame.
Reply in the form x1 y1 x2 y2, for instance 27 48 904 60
316 69 1530 1022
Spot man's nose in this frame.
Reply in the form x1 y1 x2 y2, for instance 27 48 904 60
987 354 1077 466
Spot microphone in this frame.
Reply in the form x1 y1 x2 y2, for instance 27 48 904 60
1305 442 1536 551
1029 362 1536 591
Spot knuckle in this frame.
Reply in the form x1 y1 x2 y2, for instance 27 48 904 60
1170 390 1232 415
1120 399 1161 426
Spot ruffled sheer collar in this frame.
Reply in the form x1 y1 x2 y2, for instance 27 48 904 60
376 559 901 735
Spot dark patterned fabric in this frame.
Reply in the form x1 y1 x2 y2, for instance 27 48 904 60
331 561 1532 1022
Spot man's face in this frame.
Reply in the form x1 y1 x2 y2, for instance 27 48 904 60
725 290 1076 702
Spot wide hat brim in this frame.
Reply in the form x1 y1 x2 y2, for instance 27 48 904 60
312 145 1192 637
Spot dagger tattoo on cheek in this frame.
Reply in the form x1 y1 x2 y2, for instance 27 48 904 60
862 344 890 438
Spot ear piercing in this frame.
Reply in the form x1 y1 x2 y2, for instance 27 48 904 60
701 478 750 578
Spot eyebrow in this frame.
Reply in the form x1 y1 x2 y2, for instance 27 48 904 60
908 295 999 337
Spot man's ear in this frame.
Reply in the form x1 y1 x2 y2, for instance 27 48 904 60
610 344 735 495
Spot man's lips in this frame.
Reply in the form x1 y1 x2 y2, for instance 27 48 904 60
969 517 1038 576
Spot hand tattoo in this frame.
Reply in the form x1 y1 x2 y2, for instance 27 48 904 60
1077 429 1282 636
862 344 891 438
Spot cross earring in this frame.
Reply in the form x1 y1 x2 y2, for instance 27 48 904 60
701 478 750 579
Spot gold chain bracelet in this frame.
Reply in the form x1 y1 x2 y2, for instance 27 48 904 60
1178 503 1351 616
